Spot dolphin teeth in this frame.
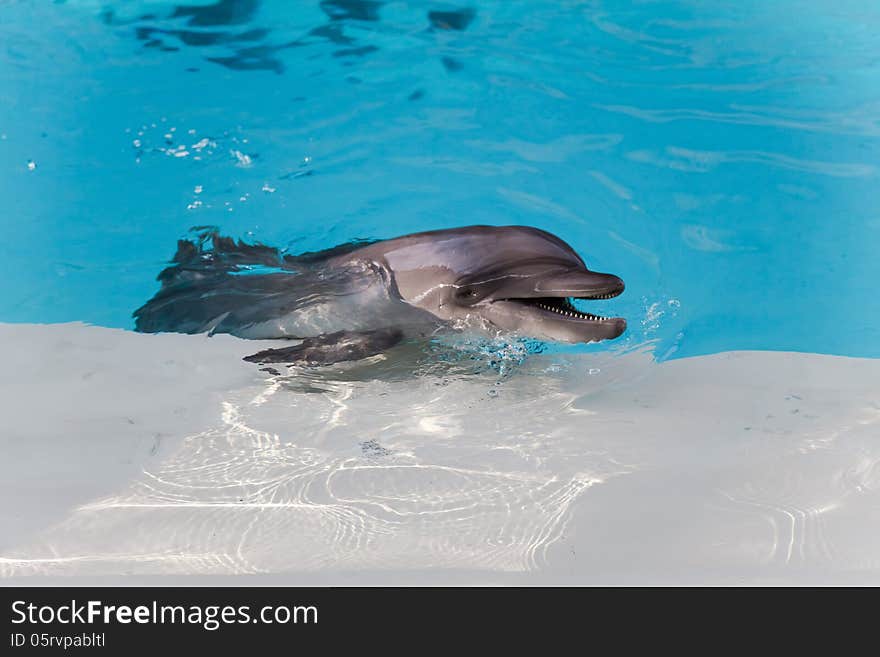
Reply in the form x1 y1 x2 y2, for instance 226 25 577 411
532 299 612 321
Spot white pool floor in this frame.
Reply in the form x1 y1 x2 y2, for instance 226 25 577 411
2 323 879 585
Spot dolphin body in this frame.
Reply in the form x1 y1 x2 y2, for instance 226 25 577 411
134 225 626 364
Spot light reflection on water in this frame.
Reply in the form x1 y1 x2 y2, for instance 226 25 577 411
0 347 646 576
1 326 879 581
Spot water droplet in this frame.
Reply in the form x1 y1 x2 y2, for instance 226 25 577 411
194 185 203 194
26 160 36 171
231 150 253 167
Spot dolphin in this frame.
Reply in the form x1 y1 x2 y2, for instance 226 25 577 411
134 225 626 364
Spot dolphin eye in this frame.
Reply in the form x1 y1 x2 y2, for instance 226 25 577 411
456 287 480 301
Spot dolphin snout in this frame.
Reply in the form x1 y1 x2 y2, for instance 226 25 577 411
602 274 625 295
534 269 624 297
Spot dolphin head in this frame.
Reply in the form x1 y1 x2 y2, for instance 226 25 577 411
347 225 626 343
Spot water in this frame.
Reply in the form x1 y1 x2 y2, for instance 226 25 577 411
2 1 880 583
2 0 879 359
2 324 879 582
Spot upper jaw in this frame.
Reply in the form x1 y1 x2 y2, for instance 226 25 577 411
491 269 625 309
532 269 625 300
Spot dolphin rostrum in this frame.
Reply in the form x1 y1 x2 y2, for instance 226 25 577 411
134 225 626 364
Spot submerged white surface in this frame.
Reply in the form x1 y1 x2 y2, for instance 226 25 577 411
1 322 879 585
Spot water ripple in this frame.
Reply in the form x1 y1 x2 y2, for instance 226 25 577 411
596 102 880 137
627 146 876 178
0 359 633 577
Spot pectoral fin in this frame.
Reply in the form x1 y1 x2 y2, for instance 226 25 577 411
243 329 404 366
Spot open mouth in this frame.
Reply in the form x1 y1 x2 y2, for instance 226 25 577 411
503 289 624 323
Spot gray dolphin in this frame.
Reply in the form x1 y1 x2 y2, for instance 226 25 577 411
134 225 626 364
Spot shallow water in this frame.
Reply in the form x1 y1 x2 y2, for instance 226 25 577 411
2 324 879 583
1 2 880 584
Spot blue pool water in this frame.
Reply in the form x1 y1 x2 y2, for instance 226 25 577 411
2 0 879 360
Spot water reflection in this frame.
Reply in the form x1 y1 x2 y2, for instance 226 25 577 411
428 8 475 32
101 0 285 72
320 0 383 23
171 0 261 26
100 0 477 73
1 327 879 581
0 349 640 576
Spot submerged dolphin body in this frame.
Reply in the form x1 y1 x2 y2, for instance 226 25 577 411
134 226 626 364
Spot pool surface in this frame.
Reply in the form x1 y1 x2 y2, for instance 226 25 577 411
1 1 879 584
2 0 879 359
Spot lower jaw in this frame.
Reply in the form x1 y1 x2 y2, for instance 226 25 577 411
537 316 627 343
514 319 626 345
